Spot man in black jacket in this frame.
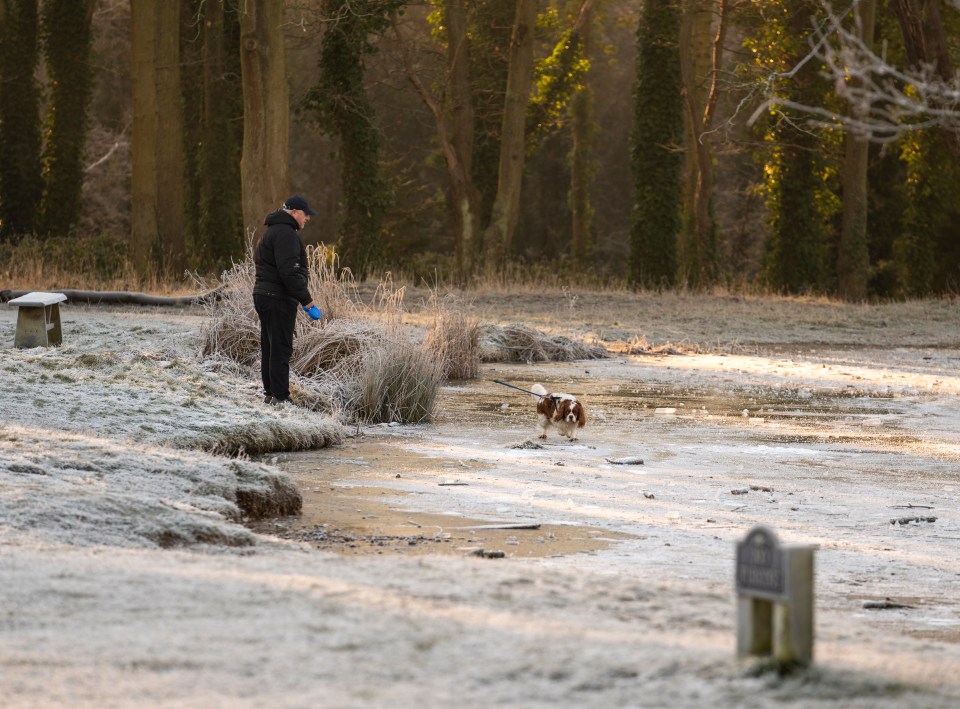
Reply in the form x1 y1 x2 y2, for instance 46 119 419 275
253 195 322 405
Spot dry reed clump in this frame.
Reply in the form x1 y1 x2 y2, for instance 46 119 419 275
478 324 609 363
353 334 445 424
424 293 482 380
199 259 260 367
200 246 448 423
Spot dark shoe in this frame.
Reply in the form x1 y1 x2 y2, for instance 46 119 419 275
263 394 274 404
270 396 290 407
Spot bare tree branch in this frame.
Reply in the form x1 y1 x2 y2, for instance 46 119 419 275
748 1 960 143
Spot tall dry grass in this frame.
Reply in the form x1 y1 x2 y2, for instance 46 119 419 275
424 292 482 380
0 234 197 295
201 246 454 424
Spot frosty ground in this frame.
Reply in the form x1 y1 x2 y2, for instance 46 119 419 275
1 294 959 708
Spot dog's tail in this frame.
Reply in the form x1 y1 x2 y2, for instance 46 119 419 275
531 383 547 397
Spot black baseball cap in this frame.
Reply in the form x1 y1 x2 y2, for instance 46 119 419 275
284 195 317 216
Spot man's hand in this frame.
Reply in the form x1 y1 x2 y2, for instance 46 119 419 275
303 304 322 320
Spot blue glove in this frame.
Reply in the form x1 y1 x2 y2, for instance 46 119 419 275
303 304 322 320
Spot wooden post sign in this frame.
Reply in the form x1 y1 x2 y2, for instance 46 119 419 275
736 525 815 667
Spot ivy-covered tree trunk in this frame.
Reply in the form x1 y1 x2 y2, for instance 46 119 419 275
37 0 97 238
0 0 43 240
837 0 875 301
895 130 959 296
629 0 683 288
130 0 186 275
468 0 515 229
305 0 396 277
200 0 243 269
182 0 243 271
239 0 288 238
181 0 203 268
757 0 833 294
481 0 537 269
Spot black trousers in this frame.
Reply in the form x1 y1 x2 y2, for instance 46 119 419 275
254 293 298 401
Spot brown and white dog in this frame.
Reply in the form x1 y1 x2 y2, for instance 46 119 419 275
531 383 586 440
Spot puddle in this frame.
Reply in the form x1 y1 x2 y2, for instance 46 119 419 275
250 484 630 557
251 440 634 558
460 375 903 425
250 365 932 557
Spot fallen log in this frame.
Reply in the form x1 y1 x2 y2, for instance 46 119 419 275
0 286 224 307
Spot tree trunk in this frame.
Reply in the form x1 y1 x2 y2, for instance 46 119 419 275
200 0 243 268
239 0 288 240
891 0 952 80
444 0 482 279
130 0 186 275
481 0 536 269
38 0 98 238
679 0 715 287
569 8 594 265
891 0 958 158
629 0 683 288
837 0 875 301
0 0 43 240
764 0 829 293
680 0 727 287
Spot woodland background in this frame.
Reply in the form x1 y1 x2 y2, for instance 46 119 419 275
0 0 959 298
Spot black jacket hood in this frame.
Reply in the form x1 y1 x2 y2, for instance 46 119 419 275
264 209 300 231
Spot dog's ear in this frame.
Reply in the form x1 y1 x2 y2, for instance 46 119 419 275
577 402 586 428
551 397 565 421
537 397 553 417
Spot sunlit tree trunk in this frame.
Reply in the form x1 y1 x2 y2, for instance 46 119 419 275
130 0 185 275
679 0 724 288
569 3 595 266
0 0 43 239
239 0 288 239
481 0 536 269
837 0 875 301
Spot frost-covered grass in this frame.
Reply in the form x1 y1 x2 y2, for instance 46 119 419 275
0 425 294 548
2 311 343 456
0 307 342 550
